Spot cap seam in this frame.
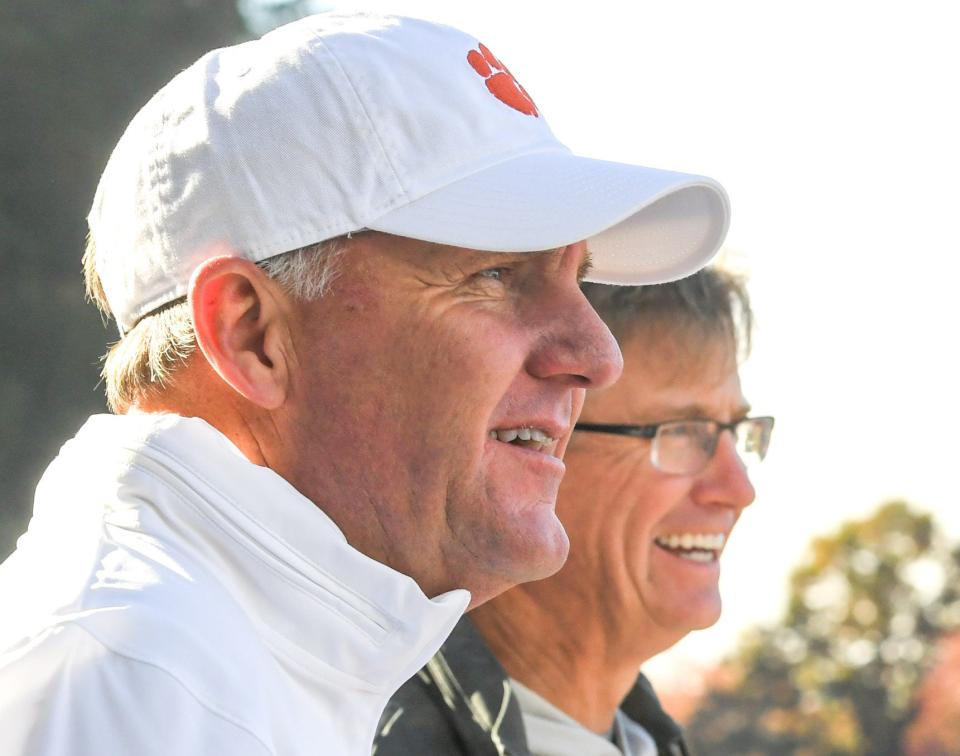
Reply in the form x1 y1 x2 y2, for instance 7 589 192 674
146 87 173 269
118 95 174 334
314 35 409 206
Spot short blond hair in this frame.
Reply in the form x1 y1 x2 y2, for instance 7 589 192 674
83 236 348 413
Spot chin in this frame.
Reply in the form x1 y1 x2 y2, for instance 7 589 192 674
506 520 571 585
686 596 723 631
526 525 571 580
469 518 570 607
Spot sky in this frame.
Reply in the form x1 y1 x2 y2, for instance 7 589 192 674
262 0 960 685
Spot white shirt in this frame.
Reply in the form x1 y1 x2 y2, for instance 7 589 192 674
0 413 469 755
510 678 658 756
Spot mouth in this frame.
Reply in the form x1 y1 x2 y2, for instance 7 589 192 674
488 427 558 455
653 532 726 564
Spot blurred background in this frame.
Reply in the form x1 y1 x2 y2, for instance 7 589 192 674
2 1 958 752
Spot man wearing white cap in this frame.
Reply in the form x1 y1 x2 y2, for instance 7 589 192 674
0 13 729 756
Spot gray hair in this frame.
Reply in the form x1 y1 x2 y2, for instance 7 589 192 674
83 237 348 413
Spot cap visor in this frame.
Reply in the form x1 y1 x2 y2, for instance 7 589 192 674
367 150 729 285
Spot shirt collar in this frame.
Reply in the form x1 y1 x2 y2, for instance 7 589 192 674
72 412 470 692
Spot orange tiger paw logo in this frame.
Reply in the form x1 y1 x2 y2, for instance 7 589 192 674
467 43 539 117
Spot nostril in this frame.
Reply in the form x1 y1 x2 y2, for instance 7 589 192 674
524 289 623 387
586 335 623 390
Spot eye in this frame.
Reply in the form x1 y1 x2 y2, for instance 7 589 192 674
477 267 508 282
463 259 523 294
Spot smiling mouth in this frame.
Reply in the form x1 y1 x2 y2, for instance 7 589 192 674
654 533 726 563
489 427 557 454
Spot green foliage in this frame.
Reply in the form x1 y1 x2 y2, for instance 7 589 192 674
688 501 960 755
0 1 248 558
237 0 335 35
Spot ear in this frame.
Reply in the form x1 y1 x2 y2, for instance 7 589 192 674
188 256 290 409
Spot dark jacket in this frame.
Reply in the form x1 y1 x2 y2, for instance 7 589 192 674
374 616 691 756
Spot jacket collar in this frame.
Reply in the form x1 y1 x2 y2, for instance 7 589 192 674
621 674 689 756
411 616 689 756
64 412 470 693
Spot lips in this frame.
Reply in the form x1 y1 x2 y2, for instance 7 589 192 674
654 532 727 563
488 426 556 453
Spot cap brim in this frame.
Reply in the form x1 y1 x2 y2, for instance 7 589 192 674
367 149 729 285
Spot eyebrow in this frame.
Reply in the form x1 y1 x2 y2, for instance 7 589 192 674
650 402 753 422
577 250 595 283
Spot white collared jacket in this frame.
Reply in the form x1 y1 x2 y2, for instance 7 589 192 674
0 413 469 755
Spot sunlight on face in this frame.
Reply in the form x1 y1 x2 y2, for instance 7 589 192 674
559 335 756 653
276 234 622 605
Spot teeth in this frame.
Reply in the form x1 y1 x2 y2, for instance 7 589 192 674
655 533 726 552
490 427 556 447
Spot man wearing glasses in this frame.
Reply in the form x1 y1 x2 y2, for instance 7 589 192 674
375 269 773 756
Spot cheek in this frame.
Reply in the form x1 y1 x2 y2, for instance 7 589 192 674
402 314 531 401
556 460 635 553
585 474 689 578
626 478 693 551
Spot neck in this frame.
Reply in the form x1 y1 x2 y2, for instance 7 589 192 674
470 593 634 732
470 576 678 733
133 352 325 474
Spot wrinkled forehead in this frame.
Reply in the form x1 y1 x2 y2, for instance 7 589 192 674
621 318 738 373
582 330 744 421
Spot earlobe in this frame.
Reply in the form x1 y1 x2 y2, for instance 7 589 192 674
189 256 290 409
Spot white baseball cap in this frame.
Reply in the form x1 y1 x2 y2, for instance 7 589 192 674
88 13 730 333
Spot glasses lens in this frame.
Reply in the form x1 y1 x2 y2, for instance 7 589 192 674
652 421 716 474
735 417 774 464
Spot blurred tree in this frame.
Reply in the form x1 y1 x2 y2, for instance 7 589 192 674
687 501 960 755
0 1 248 559
902 630 960 754
237 0 334 35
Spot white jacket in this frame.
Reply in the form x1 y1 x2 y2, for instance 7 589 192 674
0 413 469 755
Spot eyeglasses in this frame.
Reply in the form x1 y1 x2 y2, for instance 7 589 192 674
574 416 775 475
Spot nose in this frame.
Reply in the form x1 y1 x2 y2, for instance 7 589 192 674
525 281 623 390
695 430 757 512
